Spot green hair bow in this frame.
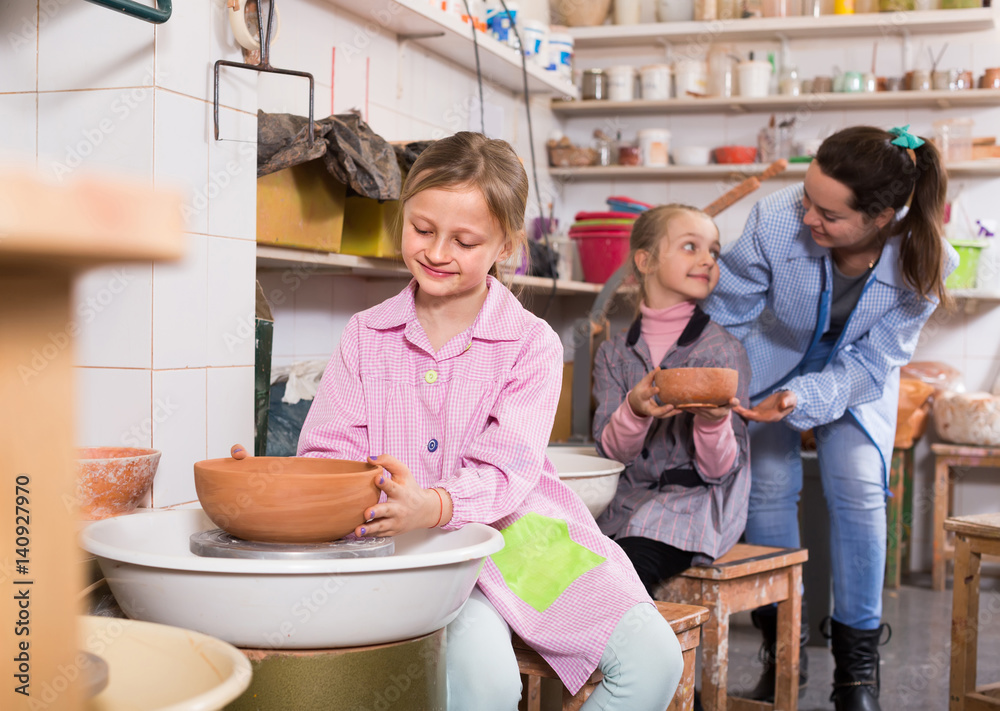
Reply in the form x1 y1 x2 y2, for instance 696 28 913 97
889 125 925 149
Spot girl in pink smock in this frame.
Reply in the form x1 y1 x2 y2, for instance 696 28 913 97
298 132 681 711
592 205 752 594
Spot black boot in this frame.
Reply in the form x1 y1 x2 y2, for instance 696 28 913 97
824 617 892 711
741 603 809 701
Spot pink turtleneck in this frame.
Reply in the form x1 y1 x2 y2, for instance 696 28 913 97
601 300 738 479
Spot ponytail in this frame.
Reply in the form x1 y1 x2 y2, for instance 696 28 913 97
815 126 951 307
897 139 950 306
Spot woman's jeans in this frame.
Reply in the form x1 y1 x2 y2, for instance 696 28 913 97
745 415 886 630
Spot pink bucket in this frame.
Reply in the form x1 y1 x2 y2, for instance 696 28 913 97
571 231 631 284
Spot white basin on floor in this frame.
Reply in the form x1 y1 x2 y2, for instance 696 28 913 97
547 446 624 519
79 508 503 649
80 615 251 710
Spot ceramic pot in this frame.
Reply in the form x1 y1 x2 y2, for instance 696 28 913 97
194 456 381 543
713 145 757 164
552 0 612 26
981 68 1000 89
653 367 739 407
76 447 161 520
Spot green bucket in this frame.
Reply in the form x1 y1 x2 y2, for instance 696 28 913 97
946 239 989 291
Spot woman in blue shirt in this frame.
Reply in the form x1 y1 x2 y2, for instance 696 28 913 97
703 125 957 711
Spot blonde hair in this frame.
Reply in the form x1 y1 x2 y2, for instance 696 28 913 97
393 132 529 286
628 204 718 312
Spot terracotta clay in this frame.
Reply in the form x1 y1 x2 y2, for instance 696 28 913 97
653 367 739 407
76 447 162 520
194 457 382 543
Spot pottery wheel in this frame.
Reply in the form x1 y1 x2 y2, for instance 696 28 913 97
189 529 394 560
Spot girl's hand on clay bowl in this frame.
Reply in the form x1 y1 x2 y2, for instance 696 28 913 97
357 455 446 538
683 397 741 423
628 368 680 420
733 390 797 423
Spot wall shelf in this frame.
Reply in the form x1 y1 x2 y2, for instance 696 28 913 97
256 245 603 295
567 8 997 48
322 0 578 98
549 160 1000 181
552 89 1000 116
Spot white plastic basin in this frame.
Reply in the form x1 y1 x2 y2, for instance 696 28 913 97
79 508 504 649
79 615 251 710
547 446 624 519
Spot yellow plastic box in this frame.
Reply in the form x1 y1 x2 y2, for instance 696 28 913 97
256 160 345 252
340 196 400 258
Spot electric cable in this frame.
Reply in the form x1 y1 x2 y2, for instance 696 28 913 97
496 0 558 319
461 0 486 133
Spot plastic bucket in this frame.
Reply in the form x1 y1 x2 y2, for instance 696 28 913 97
945 238 989 290
571 231 631 283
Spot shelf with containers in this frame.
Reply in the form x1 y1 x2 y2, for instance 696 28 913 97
322 0 578 98
551 89 1000 116
256 245 605 295
548 160 1000 179
566 7 997 47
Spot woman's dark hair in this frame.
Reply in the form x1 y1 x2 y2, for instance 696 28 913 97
815 125 950 305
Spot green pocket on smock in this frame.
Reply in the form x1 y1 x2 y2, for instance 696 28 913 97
490 512 606 613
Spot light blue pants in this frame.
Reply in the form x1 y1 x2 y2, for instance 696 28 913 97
745 415 887 630
446 587 682 710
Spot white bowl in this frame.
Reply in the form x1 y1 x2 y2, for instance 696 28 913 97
547 446 624 519
79 615 251 710
672 145 712 166
79 508 504 649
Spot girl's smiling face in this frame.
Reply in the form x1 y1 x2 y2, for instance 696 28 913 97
637 211 721 309
401 184 511 302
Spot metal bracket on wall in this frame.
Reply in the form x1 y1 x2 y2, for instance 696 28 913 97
84 0 172 23
213 0 315 144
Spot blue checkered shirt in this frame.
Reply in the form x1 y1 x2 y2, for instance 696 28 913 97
702 184 958 483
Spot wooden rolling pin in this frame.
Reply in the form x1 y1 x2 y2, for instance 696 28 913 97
702 159 789 217
704 176 760 217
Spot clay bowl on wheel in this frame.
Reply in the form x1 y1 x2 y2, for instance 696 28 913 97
193 456 382 544
653 367 739 408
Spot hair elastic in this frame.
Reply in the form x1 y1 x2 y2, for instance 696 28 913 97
431 488 444 528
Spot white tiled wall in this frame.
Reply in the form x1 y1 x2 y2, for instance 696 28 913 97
7 0 999 565
3 0 258 508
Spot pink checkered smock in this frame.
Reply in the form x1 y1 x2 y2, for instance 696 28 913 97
298 276 654 694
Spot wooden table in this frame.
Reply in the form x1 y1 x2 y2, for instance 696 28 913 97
0 171 183 710
931 444 1000 591
945 513 1000 710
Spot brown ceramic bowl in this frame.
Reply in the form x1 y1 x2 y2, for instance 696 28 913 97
76 447 161 520
193 456 382 544
653 367 739 408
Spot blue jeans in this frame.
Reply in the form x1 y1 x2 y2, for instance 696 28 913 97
745 415 887 630
446 588 682 710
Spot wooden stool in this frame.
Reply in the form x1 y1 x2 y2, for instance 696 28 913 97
886 445 916 589
931 444 1000 591
655 543 809 711
945 513 1000 710
514 601 709 711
